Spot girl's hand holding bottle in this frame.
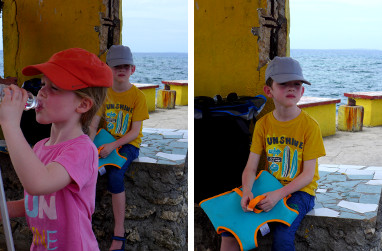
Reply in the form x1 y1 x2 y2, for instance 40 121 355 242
0 84 29 128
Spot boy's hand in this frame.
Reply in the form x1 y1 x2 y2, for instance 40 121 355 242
98 142 117 158
257 190 283 212
241 190 254 212
0 85 28 128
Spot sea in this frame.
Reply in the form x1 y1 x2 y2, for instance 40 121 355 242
1 49 382 109
0 51 189 90
129 52 188 89
290 49 382 108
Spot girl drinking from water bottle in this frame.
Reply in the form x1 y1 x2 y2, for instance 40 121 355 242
0 48 112 250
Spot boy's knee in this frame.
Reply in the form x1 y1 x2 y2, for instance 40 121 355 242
107 170 125 193
221 236 240 251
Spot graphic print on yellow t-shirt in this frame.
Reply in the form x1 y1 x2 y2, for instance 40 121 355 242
265 136 303 183
105 106 132 137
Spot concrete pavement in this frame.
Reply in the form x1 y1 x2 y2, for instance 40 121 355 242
320 126 382 167
143 106 188 130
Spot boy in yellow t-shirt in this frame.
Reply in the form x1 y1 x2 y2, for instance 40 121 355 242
221 57 326 251
90 45 149 251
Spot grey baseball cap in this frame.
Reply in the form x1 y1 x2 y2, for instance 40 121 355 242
106 45 135 67
265 56 311 85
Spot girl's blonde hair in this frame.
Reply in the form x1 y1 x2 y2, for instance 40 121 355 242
74 87 108 135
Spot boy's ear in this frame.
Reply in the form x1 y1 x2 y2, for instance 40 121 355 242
76 97 93 114
263 85 273 98
131 65 136 75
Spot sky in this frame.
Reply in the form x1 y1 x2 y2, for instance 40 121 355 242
122 0 188 53
289 0 382 50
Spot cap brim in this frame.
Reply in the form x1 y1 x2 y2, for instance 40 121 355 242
271 74 311 85
107 59 134 67
22 62 88 90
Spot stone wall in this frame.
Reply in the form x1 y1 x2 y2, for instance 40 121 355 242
0 153 188 251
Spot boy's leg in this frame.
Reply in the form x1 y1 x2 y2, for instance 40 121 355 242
221 236 240 251
110 191 126 249
271 191 315 251
107 144 139 250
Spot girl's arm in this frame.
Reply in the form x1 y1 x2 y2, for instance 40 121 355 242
98 120 142 158
257 158 316 212
240 152 261 211
2 123 72 195
0 86 72 195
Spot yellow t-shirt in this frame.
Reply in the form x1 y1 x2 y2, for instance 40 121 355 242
250 110 326 196
97 85 149 148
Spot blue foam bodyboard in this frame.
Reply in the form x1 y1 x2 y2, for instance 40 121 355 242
93 129 127 170
200 170 299 251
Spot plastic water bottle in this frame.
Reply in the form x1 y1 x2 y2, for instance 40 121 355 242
0 84 39 111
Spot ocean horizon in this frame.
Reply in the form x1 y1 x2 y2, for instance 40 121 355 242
290 49 382 108
1 49 381 108
0 51 188 90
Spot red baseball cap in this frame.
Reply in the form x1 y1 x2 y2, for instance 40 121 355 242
22 48 113 90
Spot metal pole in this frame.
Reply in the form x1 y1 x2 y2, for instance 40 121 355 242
0 167 15 251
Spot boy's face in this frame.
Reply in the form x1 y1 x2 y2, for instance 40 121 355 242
263 80 304 107
111 64 135 83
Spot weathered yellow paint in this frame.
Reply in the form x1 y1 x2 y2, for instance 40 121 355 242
337 105 364 132
301 104 337 137
194 0 290 116
1 0 122 139
140 88 157 112
2 0 121 85
133 83 158 112
157 89 176 109
353 99 382 127
169 85 188 106
194 0 267 98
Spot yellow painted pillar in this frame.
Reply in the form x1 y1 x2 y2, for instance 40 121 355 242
170 84 188 106
298 97 341 137
337 105 364 132
140 88 157 112
344 92 382 127
133 83 159 112
2 0 122 84
157 89 176 109
194 0 290 118
1 0 122 139
352 99 382 127
301 104 338 137
195 0 269 98
162 80 188 106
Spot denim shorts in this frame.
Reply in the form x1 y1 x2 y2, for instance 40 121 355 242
271 191 315 251
106 144 139 194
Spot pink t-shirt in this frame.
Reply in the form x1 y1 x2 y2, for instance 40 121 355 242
25 135 99 250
